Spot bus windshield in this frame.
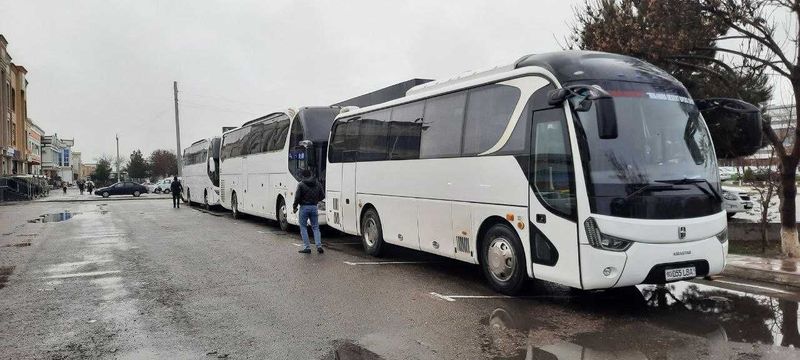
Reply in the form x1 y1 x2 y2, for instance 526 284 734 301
573 80 721 219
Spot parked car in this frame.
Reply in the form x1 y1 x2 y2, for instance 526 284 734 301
152 178 174 194
722 186 754 219
141 181 156 193
94 181 149 198
718 166 738 181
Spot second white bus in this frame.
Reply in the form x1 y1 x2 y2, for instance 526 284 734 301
219 107 340 230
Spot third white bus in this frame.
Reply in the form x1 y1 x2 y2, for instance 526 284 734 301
181 136 222 208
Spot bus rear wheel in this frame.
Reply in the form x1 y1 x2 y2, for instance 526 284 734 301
481 223 526 295
231 192 241 219
361 208 385 257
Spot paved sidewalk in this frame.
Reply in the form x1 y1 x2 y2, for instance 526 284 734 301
32 188 170 203
723 254 800 288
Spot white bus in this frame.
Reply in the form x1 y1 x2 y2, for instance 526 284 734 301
181 136 221 208
325 51 761 294
219 107 340 230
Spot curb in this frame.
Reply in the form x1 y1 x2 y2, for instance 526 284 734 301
721 264 800 289
32 196 173 204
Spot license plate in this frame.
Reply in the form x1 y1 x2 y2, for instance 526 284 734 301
664 266 696 281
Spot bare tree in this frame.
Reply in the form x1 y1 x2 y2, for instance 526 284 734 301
699 0 800 257
749 146 780 252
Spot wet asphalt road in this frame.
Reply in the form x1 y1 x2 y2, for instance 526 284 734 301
2 198 800 359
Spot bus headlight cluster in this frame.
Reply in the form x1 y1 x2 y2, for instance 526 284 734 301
317 201 326 211
584 217 633 252
716 228 728 244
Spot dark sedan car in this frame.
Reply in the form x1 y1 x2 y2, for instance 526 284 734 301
94 181 148 198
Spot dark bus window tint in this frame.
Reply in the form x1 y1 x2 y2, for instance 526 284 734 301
258 123 275 153
420 91 467 158
244 123 267 156
463 84 520 155
531 107 576 219
342 119 360 162
500 84 555 154
290 116 304 148
388 101 423 160
270 118 290 151
359 110 390 161
328 120 348 163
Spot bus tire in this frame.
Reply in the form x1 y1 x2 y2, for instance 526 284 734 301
480 223 526 295
204 190 210 210
277 198 290 232
231 192 241 219
361 207 385 257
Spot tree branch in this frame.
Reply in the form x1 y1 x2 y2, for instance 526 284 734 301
697 46 792 77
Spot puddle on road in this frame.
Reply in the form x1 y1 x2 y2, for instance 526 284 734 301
477 282 800 358
321 340 383 360
0 266 14 290
28 211 80 223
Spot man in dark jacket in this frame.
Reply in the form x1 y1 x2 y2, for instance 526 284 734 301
170 176 183 209
293 169 324 254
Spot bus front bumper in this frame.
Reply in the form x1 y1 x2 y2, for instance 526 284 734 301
580 237 728 290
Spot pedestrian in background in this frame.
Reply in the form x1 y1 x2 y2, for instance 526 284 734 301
77 180 85 195
170 176 183 209
293 169 325 254
62 182 67 195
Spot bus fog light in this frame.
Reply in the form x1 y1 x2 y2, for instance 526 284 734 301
602 267 615 277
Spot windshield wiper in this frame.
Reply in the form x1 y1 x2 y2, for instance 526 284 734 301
624 181 682 201
656 178 722 202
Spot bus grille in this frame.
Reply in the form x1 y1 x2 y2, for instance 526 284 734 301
456 236 470 253
220 180 226 202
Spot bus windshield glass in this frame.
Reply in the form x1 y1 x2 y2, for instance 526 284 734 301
573 80 721 219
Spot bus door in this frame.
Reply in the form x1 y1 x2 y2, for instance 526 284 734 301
527 106 582 288
339 119 361 234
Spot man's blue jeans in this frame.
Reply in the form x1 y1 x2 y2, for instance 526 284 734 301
298 205 322 250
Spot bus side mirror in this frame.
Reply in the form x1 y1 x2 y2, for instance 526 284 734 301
596 97 618 139
696 98 763 159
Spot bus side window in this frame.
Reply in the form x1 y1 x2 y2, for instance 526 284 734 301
388 101 424 160
420 91 467 158
531 107 576 219
359 110 390 161
462 84 520 155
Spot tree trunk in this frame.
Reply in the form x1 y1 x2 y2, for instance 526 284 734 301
779 158 800 257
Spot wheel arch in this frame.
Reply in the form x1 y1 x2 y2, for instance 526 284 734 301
358 203 378 234
476 215 512 266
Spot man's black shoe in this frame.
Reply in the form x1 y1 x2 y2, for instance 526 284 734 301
317 247 324 254
298 248 311 254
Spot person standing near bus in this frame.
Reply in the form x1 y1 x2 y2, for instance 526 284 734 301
293 169 325 254
170 176 183 209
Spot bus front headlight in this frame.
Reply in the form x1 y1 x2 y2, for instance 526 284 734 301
716 228 728 244
584 217 633 252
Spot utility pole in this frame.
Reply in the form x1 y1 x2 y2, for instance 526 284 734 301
115 134 120 181
173 81 182 176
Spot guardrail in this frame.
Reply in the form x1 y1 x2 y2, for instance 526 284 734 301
0 176 50 202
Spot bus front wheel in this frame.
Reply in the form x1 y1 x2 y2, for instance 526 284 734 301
361 208 385 257
481 223 526 295
231 192 241 219
278 198 290 232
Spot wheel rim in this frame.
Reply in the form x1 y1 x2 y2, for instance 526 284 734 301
279 203 287 226
103 192 109 197
487 237 516 283
134 191 139 196
363 217 379 247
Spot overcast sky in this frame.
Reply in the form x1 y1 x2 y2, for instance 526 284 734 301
0 0 587 162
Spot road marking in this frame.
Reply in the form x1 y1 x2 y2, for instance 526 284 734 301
429 291 575 302
44 270 121 279
292 243 303 247
343 261 432 266
710 279 795 295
